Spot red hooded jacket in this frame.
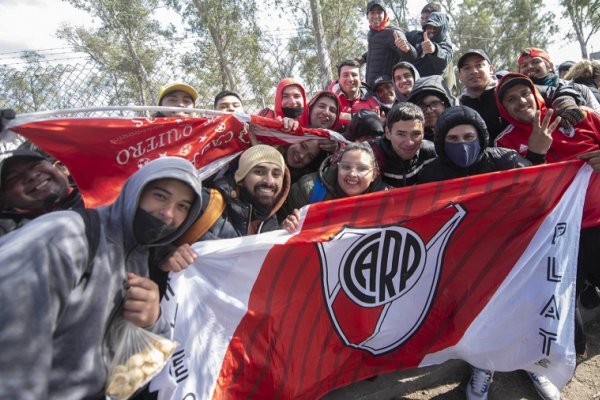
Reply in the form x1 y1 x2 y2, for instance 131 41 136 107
494 73 600 163
297 91 341 131
257 78 307 120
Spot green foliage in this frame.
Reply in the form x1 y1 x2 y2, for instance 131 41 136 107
560 0 600 58
446 0 558 71
57 0 172 105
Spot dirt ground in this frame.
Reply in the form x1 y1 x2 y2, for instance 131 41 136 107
325 305 600 400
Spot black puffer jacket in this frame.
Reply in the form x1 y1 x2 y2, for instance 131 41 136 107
405 12 453 77
417 106 531 183
370 136 437 187
459 85 509 143
364 26 417 86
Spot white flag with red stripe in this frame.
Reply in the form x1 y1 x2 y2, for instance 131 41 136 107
150 162 594 400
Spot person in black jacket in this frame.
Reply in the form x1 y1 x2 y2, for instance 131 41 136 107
369 102 436 187
417 105 531 184
358 0 417 87
408 75 455 141
457 49 509 142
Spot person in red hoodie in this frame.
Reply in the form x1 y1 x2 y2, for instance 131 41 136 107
492 72 600 400
280 91 341 183
257 78 307 120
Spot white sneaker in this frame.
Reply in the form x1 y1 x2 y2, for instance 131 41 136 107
466 367 493 400
528 372 561 400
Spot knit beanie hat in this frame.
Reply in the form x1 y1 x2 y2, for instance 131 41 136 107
234 144 285 183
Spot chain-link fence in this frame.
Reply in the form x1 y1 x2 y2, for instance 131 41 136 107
0 29 370 118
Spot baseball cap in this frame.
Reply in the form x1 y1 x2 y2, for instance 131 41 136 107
156 82 198 105
0 149 46 190
517 48 552 68
457 49 491 70
367 0 386 13
496 74 533 102
373 75 394 89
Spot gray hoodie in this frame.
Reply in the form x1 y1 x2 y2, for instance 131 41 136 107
0 156 202 399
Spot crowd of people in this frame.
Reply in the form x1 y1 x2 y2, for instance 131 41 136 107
1 1 600 399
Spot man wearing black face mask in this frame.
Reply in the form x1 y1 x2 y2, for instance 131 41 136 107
417 105 531 183
0 157 202 399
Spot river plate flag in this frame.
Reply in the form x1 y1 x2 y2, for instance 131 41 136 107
150 162 593 400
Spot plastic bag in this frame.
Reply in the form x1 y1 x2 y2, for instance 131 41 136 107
105 320 177 400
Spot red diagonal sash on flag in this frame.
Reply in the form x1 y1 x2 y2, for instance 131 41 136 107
152 161 593 400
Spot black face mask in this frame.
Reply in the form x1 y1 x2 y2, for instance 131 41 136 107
133 208 177 244
282 107 303 119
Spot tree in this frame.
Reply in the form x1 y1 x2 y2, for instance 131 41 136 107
444 0 559 71
560 0 600 59
57 0 172 106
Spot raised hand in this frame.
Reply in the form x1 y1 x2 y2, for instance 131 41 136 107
421 31 435 55
394 31 410 52
527 109 560 155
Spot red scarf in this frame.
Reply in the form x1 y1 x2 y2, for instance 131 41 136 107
370 14 390 31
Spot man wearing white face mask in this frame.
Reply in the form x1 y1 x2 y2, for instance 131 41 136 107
417 105 531 183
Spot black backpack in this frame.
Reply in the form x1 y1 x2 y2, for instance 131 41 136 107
74 208 101 283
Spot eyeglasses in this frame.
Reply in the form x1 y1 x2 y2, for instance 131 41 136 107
418 100 444 111
337 162 374 176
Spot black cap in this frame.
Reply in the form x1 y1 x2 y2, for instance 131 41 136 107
457 49 491 70
558 61 575 72
497 75 532 102
373 75 394 89
367 0 386 13
0 149 47 190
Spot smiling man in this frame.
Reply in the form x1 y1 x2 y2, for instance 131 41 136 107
457 49 509 142
330 59 378 131
193 144 291 241
0 148 83 236
369 102 437 187
0 156 203 399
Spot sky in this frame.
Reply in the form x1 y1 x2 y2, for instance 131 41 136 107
0 0 597 68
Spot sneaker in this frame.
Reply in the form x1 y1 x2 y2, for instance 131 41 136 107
528 372 561 400
466 367 493 400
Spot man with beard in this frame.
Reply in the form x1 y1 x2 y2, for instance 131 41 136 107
0 147 84 236
0 156 203 399
158 145 291 272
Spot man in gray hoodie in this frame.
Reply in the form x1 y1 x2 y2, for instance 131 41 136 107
0 156 203 399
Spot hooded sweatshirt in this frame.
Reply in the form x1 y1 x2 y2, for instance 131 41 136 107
0 157 203 399
494 73 600 163
408 75 455 140
417 106 531 183
405 12 454 77
298 90 341 130
257 78 307 120
392 61 421 103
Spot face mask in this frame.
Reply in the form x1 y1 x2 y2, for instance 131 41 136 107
282 107 303 119
444 140 481 168
133 208 176 244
